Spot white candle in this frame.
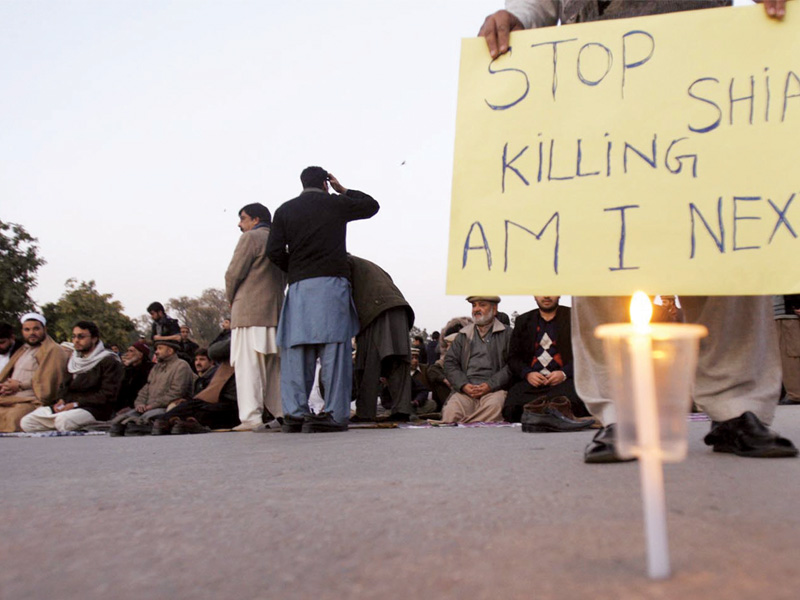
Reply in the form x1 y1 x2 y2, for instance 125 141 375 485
629 292 670 579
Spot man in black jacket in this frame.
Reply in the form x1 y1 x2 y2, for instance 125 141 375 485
503 297 591 427
20 321 123 432
267 167 379 433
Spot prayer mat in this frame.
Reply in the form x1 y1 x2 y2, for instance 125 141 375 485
0 431 108 438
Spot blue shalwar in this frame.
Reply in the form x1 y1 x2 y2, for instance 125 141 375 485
276 276 360 423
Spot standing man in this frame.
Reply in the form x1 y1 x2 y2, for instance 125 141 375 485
349 254 415 422
225 202 286 431
21 321 123 432
0 313 68 431
267 167 379 433
479 0 796 460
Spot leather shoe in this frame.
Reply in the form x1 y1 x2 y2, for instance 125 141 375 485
521 407 595 433
281 415 304 433
171 417 210 435
109 422 126 437
583 424 636 464
301 412 348 433
151 418 178 436
704 411 798 458
123 421 152 436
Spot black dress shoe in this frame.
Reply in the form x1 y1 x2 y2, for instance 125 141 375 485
704 411 798 458
521 407 595 433
301 412 348 433
281 415 304 433
583 424 637 464
386 412 410 423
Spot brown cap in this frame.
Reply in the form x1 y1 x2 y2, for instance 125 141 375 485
466 295 501 304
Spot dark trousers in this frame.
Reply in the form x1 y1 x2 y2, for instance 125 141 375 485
355 354 412 419
161 400 240 430
502 378 589 423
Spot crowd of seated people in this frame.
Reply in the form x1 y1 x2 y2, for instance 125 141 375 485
3 292 795 436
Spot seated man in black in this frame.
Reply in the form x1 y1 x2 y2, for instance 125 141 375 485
151 333 238 434
503 296 593 431
116 341 153 414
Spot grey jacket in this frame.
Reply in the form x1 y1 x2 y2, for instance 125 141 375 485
225 226 287 328
444 319 513 393
507 0 730 29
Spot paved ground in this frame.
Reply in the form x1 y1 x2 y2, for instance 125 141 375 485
2 407 800 600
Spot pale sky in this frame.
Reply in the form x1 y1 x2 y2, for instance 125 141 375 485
1 0 752 331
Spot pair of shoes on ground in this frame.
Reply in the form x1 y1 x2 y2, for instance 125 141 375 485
109 421 153 437
151 417 210 435
521 396 597 433
281 412 348 433
584 411 798 463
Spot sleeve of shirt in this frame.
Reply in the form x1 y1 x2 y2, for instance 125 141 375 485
265 214 290 272
507 317 534 378
225 234 256 303
340 190 380 222
72 358 124 411
163 363 195 407
487 331 513 391
444 335 469 393
506 0 559 29
134 378 150 408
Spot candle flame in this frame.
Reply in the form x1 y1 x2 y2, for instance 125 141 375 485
630 291 653 327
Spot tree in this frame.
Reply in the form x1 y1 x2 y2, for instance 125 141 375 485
168 288 229 346
0 220 46 324
41 279 136 346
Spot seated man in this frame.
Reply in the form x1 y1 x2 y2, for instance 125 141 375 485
179 325 200 362
117 341 153 413
0 313 68 432
503 296 594 432
147 301 181 345
409 348 436 415
151 337 238 435
0 322 24 372
442 296 512 423
21 321 123 432
191 348 216 394
110 339 194 436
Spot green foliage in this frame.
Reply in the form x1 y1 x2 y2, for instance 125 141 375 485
41 279 136 345
168 288 228 347
0 220 46 324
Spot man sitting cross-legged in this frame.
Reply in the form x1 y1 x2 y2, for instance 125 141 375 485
151 335 238 435
0 313 69 432
109 339 194 436
442 296 512 423
21 321 123 433
503 296 594 432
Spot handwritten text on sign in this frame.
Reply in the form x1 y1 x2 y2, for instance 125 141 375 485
447 5 800 295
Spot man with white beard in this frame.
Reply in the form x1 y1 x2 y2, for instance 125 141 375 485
442 296 513 423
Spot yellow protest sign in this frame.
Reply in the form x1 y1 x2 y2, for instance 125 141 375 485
447 4 800 296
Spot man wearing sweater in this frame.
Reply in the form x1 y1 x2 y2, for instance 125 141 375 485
266 167 379 433
225 202 286 430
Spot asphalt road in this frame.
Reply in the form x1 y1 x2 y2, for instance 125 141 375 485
3 408 800 600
